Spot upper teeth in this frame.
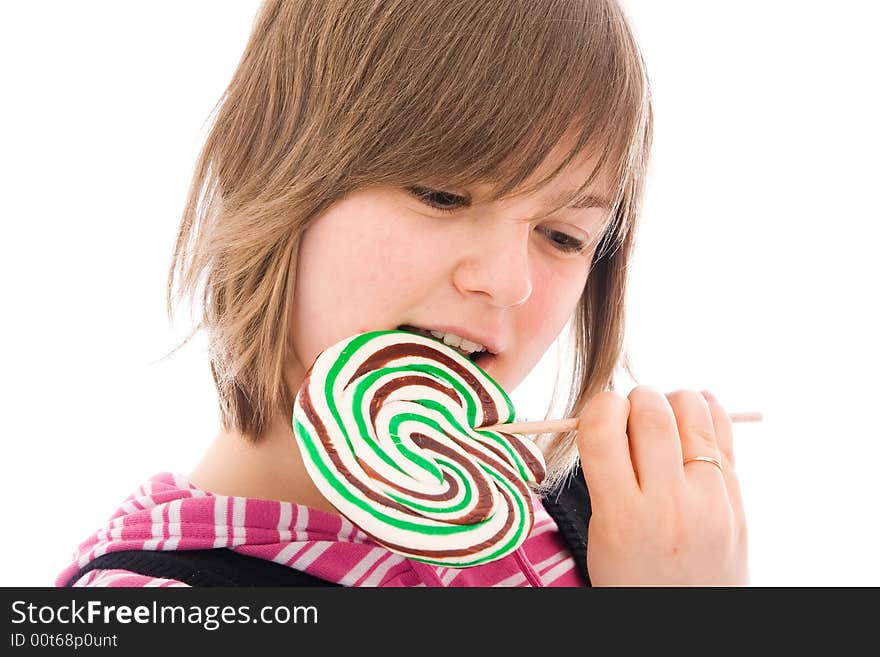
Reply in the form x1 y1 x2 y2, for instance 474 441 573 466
429 330 487 354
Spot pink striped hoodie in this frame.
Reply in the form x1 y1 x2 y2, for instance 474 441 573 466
55 472 585 587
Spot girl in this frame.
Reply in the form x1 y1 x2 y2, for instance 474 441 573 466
57 0 748 587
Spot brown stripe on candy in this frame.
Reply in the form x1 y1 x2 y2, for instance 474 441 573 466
326 370 461 503
367 476 528 560
453 431 533 507
295 335 536 563
299 373 417 516
365 372 529 484
359 458 461 503
406 432 492 523
300 372 490 519
499 433 547 483
349 342 501 427
368 374 459 426
468 432 513 465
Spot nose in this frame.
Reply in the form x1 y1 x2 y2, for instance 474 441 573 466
451 223 533 308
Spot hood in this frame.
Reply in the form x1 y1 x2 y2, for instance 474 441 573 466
56 472 573 587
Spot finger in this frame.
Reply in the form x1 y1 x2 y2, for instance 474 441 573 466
666 389 725 489
575 391 638 506
700 390 746 527
626 386 684 490
700 390 735 470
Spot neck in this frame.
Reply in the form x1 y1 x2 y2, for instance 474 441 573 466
188 410 340 517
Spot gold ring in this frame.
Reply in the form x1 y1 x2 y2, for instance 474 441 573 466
683 455 723 473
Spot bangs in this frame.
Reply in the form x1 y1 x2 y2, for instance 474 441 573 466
326 0 652 250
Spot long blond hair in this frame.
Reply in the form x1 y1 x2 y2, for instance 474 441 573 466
166 0 652 494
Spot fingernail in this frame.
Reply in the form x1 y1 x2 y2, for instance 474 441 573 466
701 390 717 403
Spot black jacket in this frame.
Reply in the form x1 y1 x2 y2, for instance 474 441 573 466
539 463 592 586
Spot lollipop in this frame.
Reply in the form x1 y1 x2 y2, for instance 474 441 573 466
292 329 546 567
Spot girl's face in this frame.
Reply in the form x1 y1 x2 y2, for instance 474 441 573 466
289 142 613 394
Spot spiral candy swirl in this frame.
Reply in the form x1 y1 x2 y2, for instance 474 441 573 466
292 330 546 567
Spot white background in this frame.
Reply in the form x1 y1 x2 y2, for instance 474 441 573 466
1 1 877 586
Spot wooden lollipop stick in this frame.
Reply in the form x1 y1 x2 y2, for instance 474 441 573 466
479 412 763 435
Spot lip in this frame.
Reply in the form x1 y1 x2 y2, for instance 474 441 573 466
397 324 503 355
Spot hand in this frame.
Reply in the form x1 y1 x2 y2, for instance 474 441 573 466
576 386 749 586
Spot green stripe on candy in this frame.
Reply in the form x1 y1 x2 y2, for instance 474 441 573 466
297 330 530 566
348 363 479 482
327 330 513 479
334 330 516 432
386 457 473 514
294 419 529 566
415 398 533 482
400 465 530 568
349 361 479 429
294 418 478 536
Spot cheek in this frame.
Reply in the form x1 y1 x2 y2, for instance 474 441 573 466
499 265 586 391
300 205 419 298
524 264 588 340
291 202 442 359
358 225 443 303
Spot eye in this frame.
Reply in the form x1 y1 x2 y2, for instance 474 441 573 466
406 186 470 213
536 226 587 254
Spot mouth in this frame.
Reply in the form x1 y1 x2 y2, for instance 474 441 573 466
396 324 496 367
